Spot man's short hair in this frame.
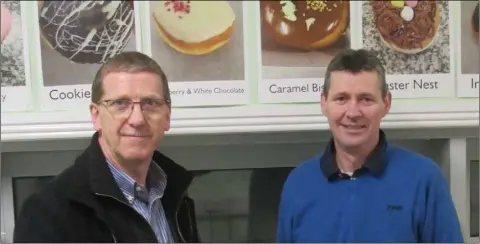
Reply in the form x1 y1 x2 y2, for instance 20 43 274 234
91 51 170 104
323 49 387 97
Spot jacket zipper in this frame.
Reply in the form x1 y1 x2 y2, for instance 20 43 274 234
174 175 196 243
110 230 118 243
94 193 158 243
174 188 189 243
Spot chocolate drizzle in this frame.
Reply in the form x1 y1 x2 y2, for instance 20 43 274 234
371 0 437 50
38 1 135 64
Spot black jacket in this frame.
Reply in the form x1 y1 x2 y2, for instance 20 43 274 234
13 132 200 243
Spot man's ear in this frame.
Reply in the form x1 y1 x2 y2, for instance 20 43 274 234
90 103 101 131
382 91 392 117
164 104 171 132
320 91 327 116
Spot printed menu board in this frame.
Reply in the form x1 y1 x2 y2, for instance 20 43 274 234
258 1 351 103
1 1 33 112
361 0 455 98
144 1 249 107
0 1 476 115
457 1 479 97
37 1 142 111
258 0 460 103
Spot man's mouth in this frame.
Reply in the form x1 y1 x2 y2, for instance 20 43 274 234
120 132 151 138
340 124 366 130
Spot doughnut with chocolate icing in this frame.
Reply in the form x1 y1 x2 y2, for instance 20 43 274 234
37 1 135 64
472 3 479 43
260 0 349 50
371 0 440 54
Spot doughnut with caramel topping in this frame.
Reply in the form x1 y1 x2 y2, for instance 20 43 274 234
260 0 349 50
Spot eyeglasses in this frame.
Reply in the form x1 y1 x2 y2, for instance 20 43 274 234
98 98 170 119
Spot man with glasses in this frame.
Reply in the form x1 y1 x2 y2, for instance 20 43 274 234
13 52 200 243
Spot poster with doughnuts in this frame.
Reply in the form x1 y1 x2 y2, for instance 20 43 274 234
456 1 479 97
35 1 143 111
257 1 352 103
1 1 33 112
143 1 248 107
361 0 455 98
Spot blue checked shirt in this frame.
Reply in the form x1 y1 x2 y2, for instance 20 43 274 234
107 160 174 243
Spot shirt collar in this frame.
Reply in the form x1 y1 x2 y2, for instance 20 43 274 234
320 129 388 181
107 160 167 203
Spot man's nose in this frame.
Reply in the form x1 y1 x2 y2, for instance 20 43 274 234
127 104 147 127
345 101 362 118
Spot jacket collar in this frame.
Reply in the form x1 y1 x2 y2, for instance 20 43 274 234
320 129 388 181
67 132 193 209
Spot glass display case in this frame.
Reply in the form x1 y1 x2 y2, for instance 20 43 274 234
1 137 478 243
8 163 479 242
9 168 293 242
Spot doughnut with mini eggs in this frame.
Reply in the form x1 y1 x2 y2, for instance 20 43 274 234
371 0 440 54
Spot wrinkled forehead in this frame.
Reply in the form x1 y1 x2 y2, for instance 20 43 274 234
102 71 164 99
329 71 383 96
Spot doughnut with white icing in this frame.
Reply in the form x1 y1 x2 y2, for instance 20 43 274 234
37 1 135 64
152 1 236 55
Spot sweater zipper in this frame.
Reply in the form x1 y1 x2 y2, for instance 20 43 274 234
94 193 158 243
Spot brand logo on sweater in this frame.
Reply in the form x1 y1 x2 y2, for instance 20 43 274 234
386 204 403 211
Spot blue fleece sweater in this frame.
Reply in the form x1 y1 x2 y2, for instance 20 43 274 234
277 144 464 243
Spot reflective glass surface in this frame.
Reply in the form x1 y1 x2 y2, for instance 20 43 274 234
12 165 478 242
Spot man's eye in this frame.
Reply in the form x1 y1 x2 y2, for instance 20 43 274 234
142 100 156 106
142 99 161 107
112 99 129 106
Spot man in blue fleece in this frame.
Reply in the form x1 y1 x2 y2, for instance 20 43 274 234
276 49 464 243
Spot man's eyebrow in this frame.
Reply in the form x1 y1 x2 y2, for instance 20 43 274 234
330 92 376 97
358 92 375 97
104 94 164 100
331 92 349 96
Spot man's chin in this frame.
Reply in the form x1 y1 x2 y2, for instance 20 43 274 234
121 135 152 144
337 136 368 149
121 149 152 162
